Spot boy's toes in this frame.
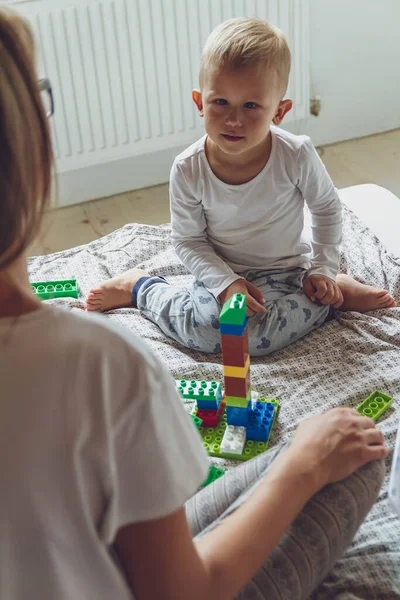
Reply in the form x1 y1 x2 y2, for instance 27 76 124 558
378 292 397 308
86 290 105 312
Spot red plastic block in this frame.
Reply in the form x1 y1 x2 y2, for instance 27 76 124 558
197 400 226 428
224 370 251 397
221 329 249 367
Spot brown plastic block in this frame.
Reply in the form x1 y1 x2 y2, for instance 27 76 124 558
224 370 251 397
221 329 249 367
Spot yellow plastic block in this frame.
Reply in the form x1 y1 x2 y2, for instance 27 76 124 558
223 355 250 378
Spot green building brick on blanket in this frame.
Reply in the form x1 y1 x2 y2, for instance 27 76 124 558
31 279 78 301
356 390 394 421
202 465 225 488
191 414 203 429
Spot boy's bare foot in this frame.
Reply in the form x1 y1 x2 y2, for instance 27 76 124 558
334 274 396 312
86 268 149 312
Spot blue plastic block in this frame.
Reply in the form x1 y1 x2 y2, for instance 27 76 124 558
246 401 276 442
197 399 219 410
219 317 248 337
226 402 252 427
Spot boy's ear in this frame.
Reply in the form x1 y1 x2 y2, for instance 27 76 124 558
192 89 204 117
272 99 293 125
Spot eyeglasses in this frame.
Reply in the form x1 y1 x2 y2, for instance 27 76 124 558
38 78 54 118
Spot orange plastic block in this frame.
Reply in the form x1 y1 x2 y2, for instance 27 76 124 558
224 370 251 397
221 329 249 367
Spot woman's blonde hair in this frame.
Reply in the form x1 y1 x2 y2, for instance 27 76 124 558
200 17 291 95
0 8 53 270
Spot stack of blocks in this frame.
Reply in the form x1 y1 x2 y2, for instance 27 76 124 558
220 294 251 455
176 379 225 427
176 293 279 461
220 294 277 453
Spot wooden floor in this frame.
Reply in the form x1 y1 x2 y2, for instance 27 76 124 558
30 129 400 256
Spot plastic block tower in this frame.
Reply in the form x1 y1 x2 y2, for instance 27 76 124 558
177 293 279 461
220 294 252 428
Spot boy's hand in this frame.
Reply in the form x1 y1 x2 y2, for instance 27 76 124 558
303 274 343 306
218 280 266 316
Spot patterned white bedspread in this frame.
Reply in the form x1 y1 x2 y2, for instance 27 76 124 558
28 205 400 598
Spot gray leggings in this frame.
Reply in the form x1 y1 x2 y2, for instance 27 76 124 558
137 268 330 357
185 443 384 599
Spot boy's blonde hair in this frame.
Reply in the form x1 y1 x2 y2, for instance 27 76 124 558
0 8 53 270
200 17 291 95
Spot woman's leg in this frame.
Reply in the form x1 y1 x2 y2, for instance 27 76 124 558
186 446 385 600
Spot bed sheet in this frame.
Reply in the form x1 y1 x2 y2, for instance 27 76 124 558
28 200 400 598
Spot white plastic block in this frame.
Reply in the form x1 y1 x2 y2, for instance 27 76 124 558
220 425 246 455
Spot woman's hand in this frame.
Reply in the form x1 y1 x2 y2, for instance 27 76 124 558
289 407 389 489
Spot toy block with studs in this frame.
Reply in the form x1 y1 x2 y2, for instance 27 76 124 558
219 293 247 326
31 279 78 300
191 414 203 430
202 465 225 489
246 401 277 442
176 379 222 404
220 425 247 455
356 390 393 422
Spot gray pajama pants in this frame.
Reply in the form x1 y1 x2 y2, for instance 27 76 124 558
185 443 385 599
136 268 331 356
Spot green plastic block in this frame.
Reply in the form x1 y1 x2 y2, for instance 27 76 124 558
31 279 78 301
356 390 394 422
202 465 225 488
191 414 203 429
176 379 222 402
194 399 279 461
219 293 247 326
225 391 252 408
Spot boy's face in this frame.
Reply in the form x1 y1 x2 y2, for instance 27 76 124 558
193 64 292 160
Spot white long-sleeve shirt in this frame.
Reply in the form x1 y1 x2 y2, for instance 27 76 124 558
170 126 342 299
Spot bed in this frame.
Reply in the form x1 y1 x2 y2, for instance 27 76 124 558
28 184 400 598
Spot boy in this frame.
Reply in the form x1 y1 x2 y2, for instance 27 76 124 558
87 17 395 356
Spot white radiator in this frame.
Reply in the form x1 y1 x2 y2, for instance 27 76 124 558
11 0 310 206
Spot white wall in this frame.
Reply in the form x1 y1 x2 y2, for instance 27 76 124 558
286 0 400 146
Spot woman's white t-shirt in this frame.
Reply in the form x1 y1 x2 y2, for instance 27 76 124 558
0 305 209 599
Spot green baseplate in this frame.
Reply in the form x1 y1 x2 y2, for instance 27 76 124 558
193 397 280 461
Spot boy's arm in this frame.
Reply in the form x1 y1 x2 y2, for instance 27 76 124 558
170 161 241 298
296 137 342 281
